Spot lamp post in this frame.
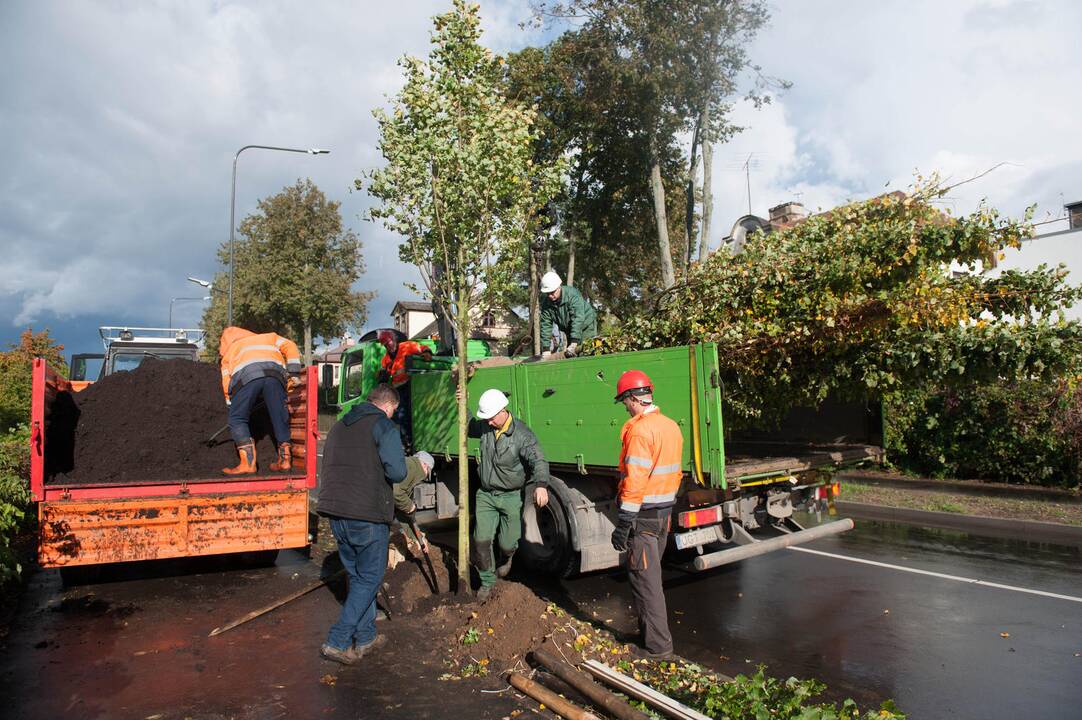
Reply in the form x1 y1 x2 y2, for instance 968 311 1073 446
228 145 330 326
169 296 211 328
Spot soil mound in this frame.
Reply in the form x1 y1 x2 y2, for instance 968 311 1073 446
47 357 279 485
447 581 552 667
382 532 455 615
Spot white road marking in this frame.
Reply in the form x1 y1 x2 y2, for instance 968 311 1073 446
788 546 1082 604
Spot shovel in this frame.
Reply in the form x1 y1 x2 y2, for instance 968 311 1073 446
409 520 440 594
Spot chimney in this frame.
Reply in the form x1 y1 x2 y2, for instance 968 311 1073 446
1067 201 1082 230
768 201 808 229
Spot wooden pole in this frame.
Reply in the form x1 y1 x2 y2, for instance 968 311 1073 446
531 649 649 720
208 569 345 637
582 660 711 720
508 673 601 720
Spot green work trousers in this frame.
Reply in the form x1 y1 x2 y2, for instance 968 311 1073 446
473 488 523 588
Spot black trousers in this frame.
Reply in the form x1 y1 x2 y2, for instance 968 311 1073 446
627 508 673 655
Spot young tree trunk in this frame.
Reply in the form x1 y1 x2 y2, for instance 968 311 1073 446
699 130 713 262
566 231 576 287
303 321 313 367
529 238 541 356
454 254 471 593
649 155 676 289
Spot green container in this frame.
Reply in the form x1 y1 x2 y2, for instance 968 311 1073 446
411 344 727 489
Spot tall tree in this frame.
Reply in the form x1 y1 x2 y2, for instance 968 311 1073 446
365 0 561 590
531 0 775 286
201 179 371 363
0 328 67 431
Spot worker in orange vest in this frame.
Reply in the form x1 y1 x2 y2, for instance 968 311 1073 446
377 330 427 448
611 369 683 659
219 326 303 475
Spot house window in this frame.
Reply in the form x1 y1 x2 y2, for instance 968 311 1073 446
481 311 496 328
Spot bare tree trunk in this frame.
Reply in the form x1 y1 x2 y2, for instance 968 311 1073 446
684 119 701 275
529 239 540 355
649 157 676 289
699 116 713 262
454 252 471 592
566 231 576 287
303 321 313 367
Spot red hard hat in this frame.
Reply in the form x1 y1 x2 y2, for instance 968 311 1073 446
615 370 653 402
377 330 397 347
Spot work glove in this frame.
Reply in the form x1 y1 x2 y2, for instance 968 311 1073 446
564 343 579 358
287 375 301 392
611 512 634 552
225 398 231 407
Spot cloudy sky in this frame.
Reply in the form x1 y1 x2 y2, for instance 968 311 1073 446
2 0 1079 359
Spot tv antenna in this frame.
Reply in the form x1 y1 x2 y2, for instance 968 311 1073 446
742 153 754 214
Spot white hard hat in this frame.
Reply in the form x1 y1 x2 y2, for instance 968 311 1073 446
476 388 509 420
540 271 562 294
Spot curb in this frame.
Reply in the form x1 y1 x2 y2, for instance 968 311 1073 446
836 500 1082 547
837 470 1082 503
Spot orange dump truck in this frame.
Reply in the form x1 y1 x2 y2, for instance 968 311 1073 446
29 358 318 569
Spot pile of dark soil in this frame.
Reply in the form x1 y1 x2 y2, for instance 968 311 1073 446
378 533 558 670
47 358 278 485
381 532 455 615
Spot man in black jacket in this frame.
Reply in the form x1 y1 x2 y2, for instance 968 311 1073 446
316 384 407 665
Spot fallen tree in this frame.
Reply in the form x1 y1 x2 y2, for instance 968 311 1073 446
590 179 1082 426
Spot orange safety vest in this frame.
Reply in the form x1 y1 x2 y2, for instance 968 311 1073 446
617 405 684 513
381 341 425 387
219 326 302 398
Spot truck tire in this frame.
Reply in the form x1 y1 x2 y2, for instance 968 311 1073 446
519 486 579 578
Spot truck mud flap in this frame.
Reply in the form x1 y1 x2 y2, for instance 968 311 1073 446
690 518 854 571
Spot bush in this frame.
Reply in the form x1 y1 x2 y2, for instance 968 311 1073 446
886 379 1082 487
0 425 33 585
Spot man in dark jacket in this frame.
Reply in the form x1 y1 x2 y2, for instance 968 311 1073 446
539 271 598 357
316 384 407 665
465 387 550 600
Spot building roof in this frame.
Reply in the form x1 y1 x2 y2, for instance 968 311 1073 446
391 300 434 314
314 341 354 363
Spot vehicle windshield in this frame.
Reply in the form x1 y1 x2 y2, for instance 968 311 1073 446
109 348 196 374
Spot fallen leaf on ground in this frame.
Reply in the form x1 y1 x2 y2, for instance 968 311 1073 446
1000 632 1010 638
320 674 337 686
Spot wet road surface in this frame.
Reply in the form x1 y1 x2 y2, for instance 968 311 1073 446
0 550 524 720
3 510 1080 719
554 513 1082 719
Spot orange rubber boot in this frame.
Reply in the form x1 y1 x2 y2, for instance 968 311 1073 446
223 441 257 475
269 442 292 472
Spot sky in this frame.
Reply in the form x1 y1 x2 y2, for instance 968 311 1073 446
2 0 1079 359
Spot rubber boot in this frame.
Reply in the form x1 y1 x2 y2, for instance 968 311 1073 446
495 551 515 579
269 442 292 472
223 441 257 475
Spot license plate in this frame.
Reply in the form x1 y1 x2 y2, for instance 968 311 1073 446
674 526 719 550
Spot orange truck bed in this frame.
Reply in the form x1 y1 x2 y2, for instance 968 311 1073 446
30 359 319 568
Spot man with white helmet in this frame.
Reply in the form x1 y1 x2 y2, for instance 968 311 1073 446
463 386 550 600
539 271 598 357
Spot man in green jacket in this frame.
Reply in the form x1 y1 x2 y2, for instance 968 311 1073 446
463 387 550 600
539 271 598 357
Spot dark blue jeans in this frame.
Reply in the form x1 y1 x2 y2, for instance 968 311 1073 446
326 517 389 651
228 376 290 445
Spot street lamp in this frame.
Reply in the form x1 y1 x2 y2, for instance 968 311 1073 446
228 145 330 326
169 296 211 328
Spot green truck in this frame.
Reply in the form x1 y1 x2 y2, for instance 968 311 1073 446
337 335 882 575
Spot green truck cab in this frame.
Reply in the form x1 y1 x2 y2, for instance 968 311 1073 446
337 335 882 576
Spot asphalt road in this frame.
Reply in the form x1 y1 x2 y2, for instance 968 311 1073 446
3 506 1080 719
554 512 1082 719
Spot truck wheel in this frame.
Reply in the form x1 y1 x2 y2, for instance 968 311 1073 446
520 488 578 578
